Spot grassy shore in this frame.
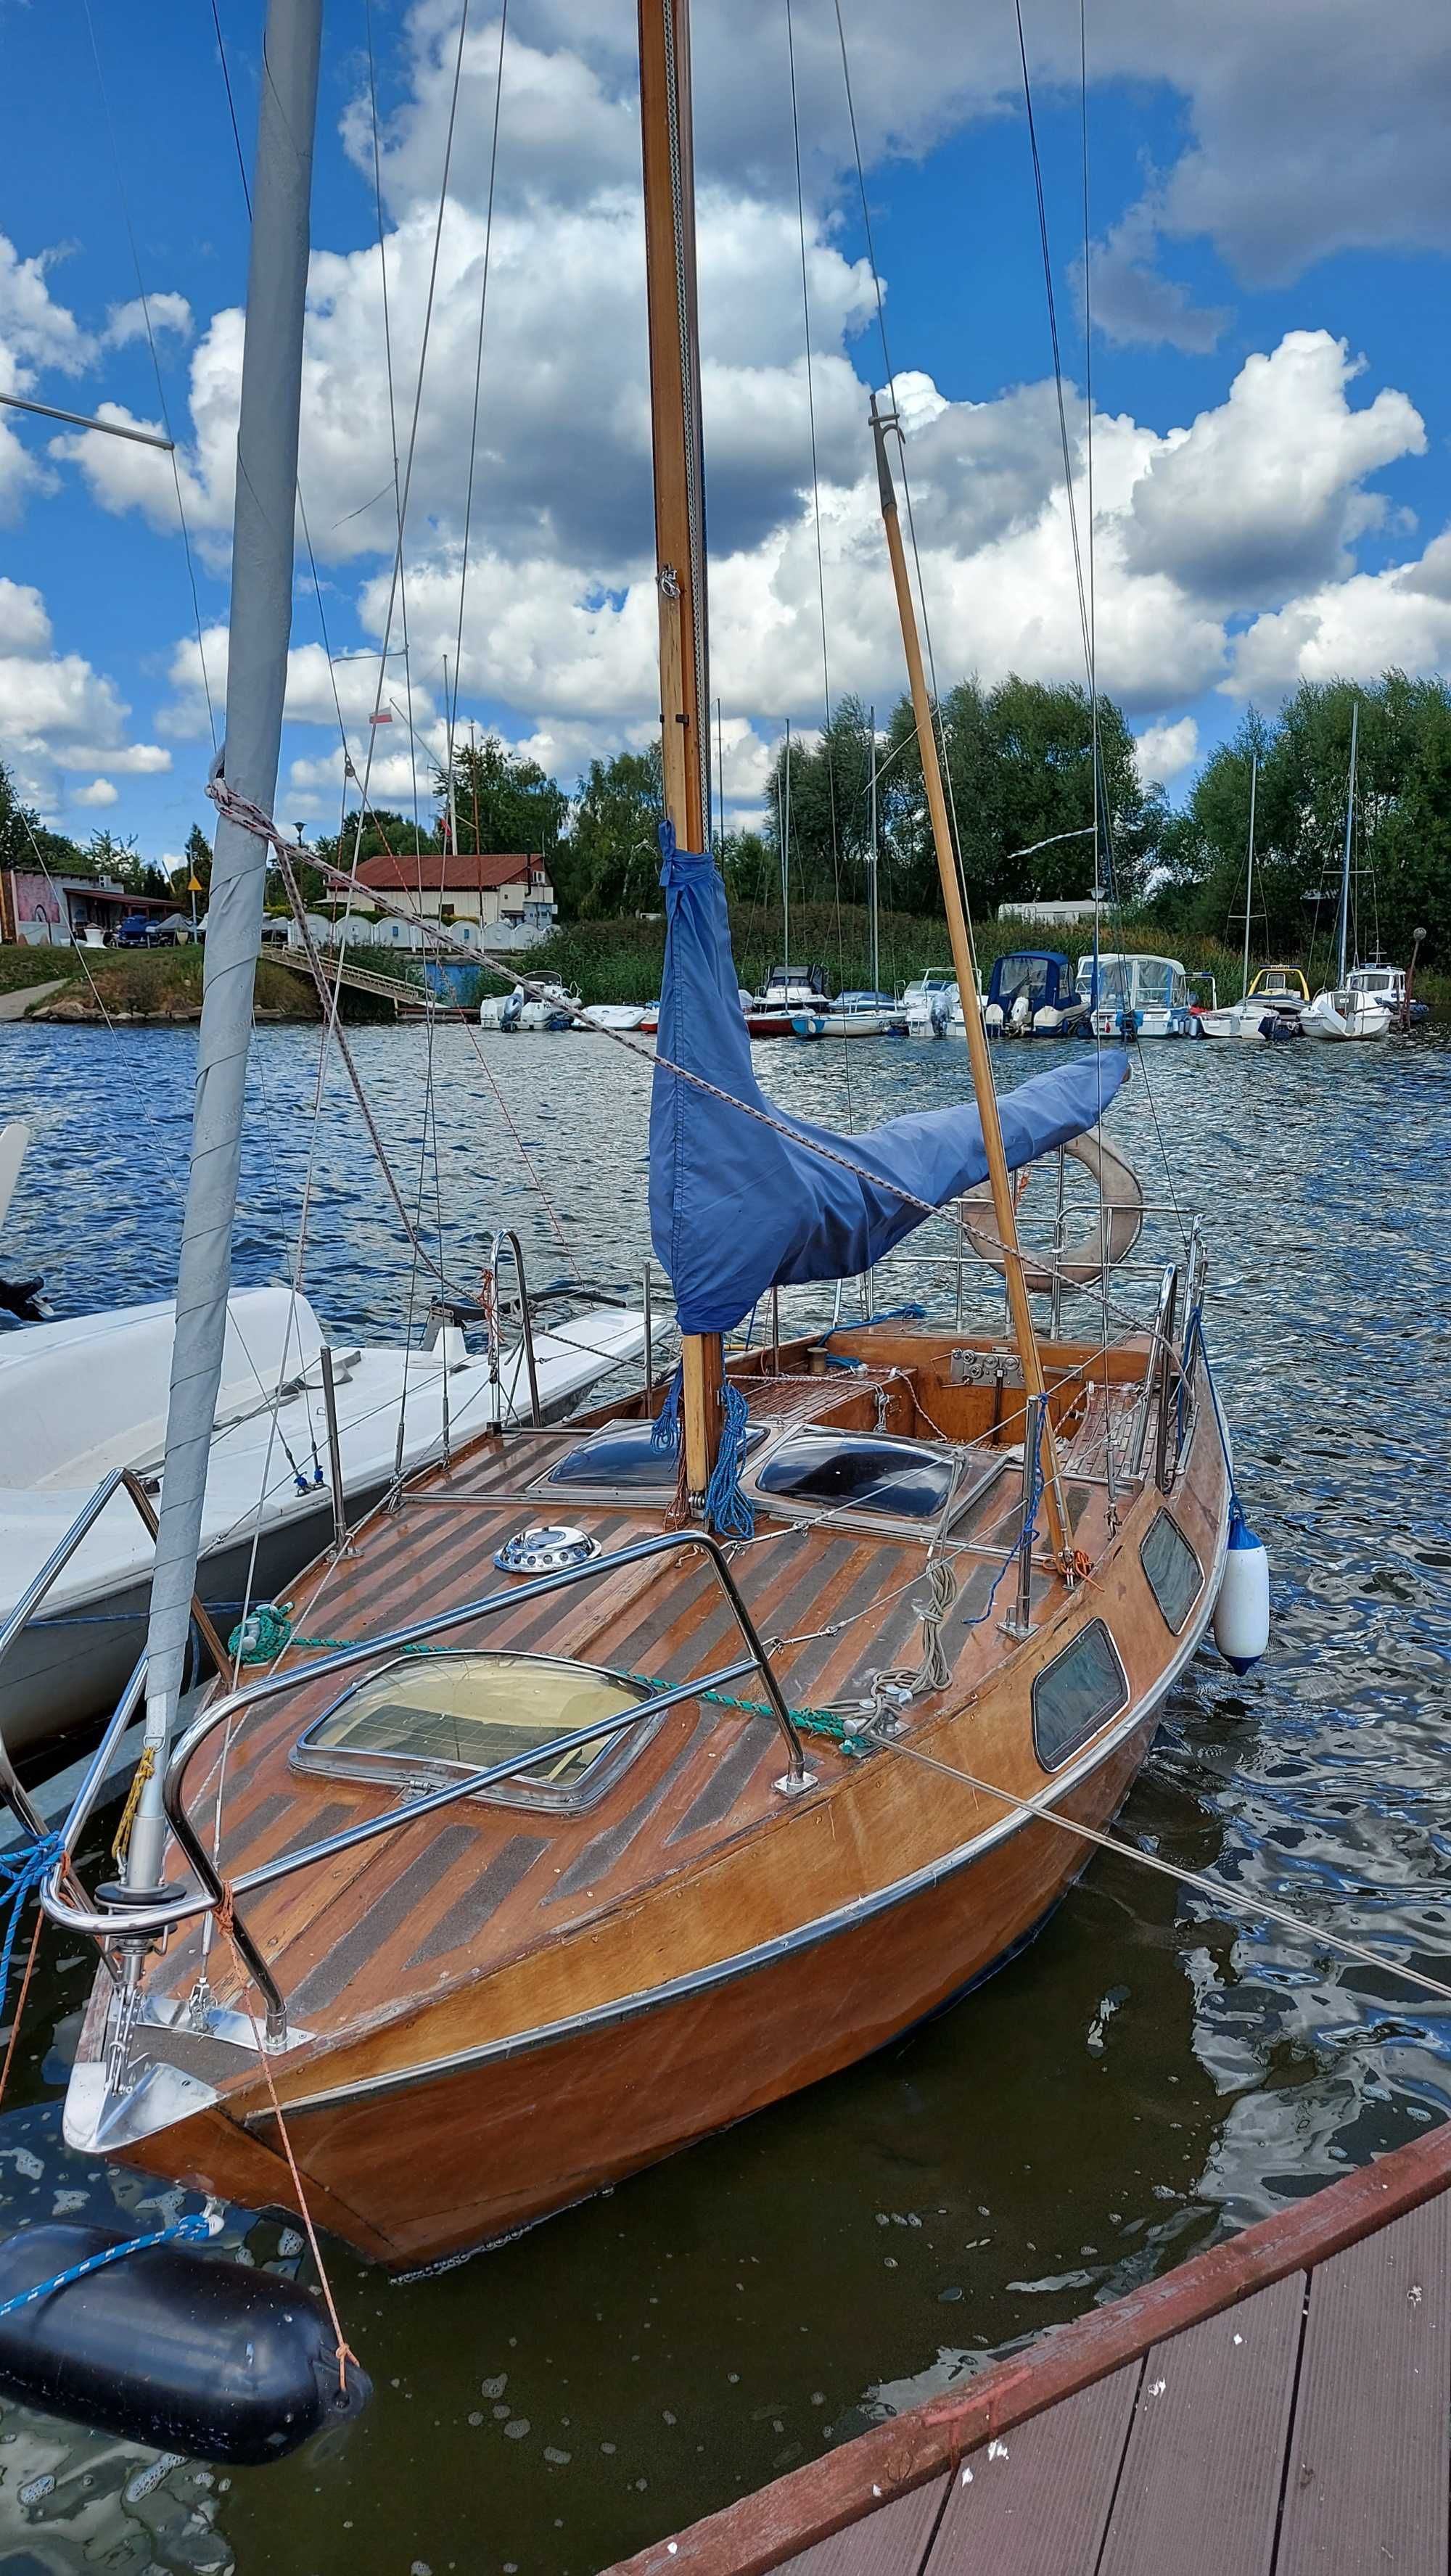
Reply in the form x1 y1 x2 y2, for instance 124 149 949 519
0 943 323 1020
505 905 1450 1009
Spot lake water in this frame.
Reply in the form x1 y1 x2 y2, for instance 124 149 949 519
1 1015 1448 2575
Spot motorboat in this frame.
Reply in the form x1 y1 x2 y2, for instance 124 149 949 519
983 950 1090 1038
902 966 957 1037
1199 968 1310 1040
792 989 903 1040
944 977 987 1040
580 1003 649 1032
747 962 830 1037
1080 952 1198 1039
478 981 579 1031
1346 964 1427 1026
0 1282 656 1757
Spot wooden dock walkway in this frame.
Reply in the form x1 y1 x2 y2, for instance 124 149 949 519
610 2121 1451 2576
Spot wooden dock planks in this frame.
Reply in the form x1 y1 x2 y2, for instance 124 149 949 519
609 2124 1451 2576
1275 2192 1451 2575
929 2366 1139 2576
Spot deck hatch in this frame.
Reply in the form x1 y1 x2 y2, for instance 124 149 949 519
1031 1619 1129 1771
291 1651 659 1813
1140 1509 1203 1634
538 1417 766 1496
747 1430 999 1528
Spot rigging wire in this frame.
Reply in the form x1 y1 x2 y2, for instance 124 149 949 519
81 0 218 751
451 0 510 736
784 0 852 1122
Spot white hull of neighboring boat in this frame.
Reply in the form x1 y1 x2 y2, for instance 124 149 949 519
1304 991 1392 1041
0 1287 655 1756
1199 999 1302 1040
580 1004 647 1031
792 1011 894 1039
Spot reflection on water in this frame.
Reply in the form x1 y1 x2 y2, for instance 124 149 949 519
1 1018 1449 2572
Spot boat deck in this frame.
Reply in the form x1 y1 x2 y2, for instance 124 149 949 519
610 2123 1451 2576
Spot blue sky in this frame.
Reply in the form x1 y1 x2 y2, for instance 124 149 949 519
1 0 1449 867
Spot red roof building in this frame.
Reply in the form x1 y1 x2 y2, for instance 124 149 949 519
350 849 555 929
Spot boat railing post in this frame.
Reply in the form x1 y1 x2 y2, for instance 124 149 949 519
1153 1271 1181 1491
954 1203 965 1330
1129 1264 1178 1480
643 1262 654 1407
769 1285 781 1371
1050 1148 1066 1340
318 1346 352 1559
1001 1394 1043 1641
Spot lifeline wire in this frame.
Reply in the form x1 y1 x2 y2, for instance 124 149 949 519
872 1730 1451 2013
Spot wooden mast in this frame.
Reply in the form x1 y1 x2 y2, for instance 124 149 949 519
638 0 722 1499
871 399 1068 1556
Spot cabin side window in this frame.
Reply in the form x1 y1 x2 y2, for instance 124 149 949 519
1031 1620 1129 1772
1140 1509 1203 1634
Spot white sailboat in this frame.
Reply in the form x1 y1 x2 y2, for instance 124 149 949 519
1199 758 1299 1040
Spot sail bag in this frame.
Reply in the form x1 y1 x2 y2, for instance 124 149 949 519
649 838 1130 1336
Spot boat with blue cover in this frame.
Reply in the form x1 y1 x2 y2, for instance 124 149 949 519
31 0 1258 2281
983 950 1090 1038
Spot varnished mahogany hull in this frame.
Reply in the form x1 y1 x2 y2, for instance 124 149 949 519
114 1688 1167 2266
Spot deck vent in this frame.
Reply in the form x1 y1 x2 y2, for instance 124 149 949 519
495 1522 600 1573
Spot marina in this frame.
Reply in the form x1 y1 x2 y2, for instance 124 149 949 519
0 0 1445 2567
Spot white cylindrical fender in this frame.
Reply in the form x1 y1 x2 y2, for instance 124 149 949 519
1212 1505 1270 1673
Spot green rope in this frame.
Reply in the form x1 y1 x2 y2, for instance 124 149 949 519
226 1610 868 1757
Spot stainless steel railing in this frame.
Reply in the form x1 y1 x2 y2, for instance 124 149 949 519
39 1527 814 2044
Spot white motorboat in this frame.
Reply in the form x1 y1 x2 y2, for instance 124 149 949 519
1081 952 1198 1038
1199 969 1311 1041
902 967 958 1037
0 1281 656 1755
479 980 580 1030
1346 964 1428 1026
792 989 902 1040
580 1003 648 1031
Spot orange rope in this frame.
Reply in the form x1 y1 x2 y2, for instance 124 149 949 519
220 1889 358 2398
0 1910 44 2110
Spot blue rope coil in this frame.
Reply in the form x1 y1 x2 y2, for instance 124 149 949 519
704 1379 755 1539
0 1832 63 2014
650 1364 682 1454
0 2215 215 2324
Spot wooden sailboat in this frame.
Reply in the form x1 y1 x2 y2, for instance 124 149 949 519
44 0 1238 2270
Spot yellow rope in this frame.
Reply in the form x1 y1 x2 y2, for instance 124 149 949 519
110 1745 155 1867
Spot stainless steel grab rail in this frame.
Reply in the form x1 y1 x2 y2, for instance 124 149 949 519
40 1528 814 2044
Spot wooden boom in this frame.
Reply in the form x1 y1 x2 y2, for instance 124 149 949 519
871 398 1068 1557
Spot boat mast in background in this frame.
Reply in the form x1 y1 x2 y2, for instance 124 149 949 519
1338 699 1360 985
871 396 1067 1556
1240 754 1257 1004
126 0 323 1890
638 0 721 1498
868 707 879 998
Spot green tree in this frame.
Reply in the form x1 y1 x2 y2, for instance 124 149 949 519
0 755 86 877
556 745 662 916
434 735 567 862
170 821 213 902
871 677 1158 918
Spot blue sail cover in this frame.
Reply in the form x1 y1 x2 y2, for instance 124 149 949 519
649 839 1130 1336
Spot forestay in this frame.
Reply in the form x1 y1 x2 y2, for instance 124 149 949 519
649 836 1130 1335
